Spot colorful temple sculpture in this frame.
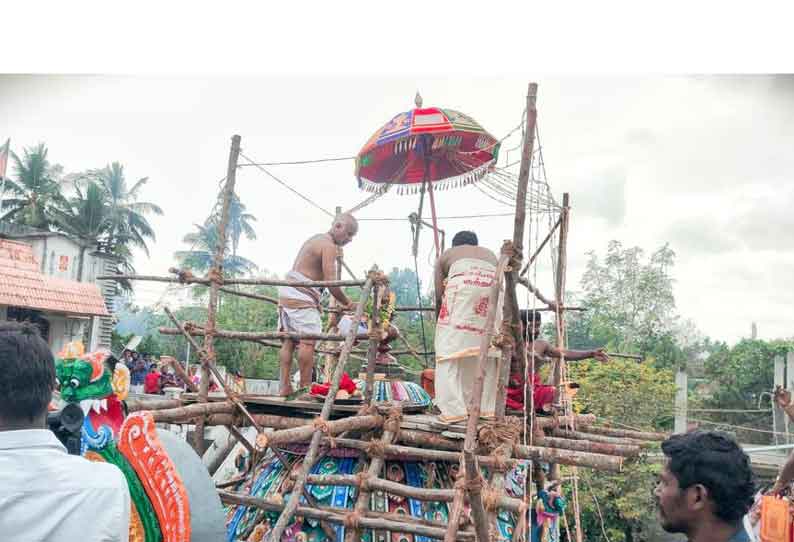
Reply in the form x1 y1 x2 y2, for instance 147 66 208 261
55 341 226 542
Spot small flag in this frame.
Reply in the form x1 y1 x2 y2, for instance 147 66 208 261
0 139 9 179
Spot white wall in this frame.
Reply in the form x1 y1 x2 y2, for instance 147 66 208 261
24 234 92 282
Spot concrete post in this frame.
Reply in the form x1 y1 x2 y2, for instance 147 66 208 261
674 369 688 434
774 355 786 445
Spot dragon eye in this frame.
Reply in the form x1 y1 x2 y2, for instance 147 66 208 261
70 378 80 388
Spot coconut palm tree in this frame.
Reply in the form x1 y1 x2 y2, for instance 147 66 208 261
0 143 66 229
175 220 258 277
90 162 163 257
50 181 110 280
226 193 257 256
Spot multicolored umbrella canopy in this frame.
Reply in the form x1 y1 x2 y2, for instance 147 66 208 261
356 94 500 195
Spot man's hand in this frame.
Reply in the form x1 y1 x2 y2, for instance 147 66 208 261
590 349 610 363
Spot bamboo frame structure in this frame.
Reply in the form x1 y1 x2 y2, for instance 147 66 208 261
100 85 672 542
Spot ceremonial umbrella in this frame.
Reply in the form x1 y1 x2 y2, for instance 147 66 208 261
355 93 500 256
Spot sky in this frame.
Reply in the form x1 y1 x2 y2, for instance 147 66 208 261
1 74 792 344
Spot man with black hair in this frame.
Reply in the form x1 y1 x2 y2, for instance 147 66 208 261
0 322 130 541
655 431 755 541
433 230 501 422
507 309 609 413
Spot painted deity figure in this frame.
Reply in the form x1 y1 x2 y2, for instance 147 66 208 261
531 482 566 542
55 341 225 542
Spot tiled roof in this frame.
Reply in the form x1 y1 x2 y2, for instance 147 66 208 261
0 239 109 317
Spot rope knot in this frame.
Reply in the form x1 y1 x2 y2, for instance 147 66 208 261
343 510 362 530
482 483 500 512
383 405 403 436
169 267 195 284
355 471 372 491
365 439 388 458
312 417 331 434
255 432 269 450
206 268 224 285
500 240 523 269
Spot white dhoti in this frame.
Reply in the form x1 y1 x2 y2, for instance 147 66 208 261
278 271 323 338
434 258 502 423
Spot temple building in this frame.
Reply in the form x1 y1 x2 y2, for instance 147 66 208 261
0 225 117 353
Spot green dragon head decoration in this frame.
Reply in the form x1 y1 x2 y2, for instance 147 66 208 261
55 342 114 403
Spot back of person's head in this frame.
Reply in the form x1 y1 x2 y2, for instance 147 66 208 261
661 431 755 523
520 309 542 328
0 322 55 426
452 231 478 247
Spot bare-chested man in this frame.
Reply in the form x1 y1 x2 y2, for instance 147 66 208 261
278 213 358 396
506 309 609 413
433 230 501 422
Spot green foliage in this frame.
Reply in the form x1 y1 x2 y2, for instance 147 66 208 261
72 162 163 277
697 338 794 444
570 241 684 369
1 143 67 228
175 221 258 277
568 360 675 542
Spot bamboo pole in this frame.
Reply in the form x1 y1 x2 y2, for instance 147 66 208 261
535 436 640 457
97 273 365 288
227 423 256 457
497 81 539 415
534 413 596 429
261 414 384 448
218 491 475 541
161 356 198 393
395 428 639 457
298 473 527 512
516 276 557 308
219 286 278 305
364 280 382 404
126 397 182 412
398 429 467 451
325 438 623 473
158 326 368 342
162 307 262 431
496 243 519 420
444 254 510 542
189 134 241 455
265 272 375 542
345 408 400 542
552 428 647 447
463 450 490 542
549 192 570 484
519 215 562 277
578 424 668 441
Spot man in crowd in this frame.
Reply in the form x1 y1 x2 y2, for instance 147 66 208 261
507 309 609 413
128 351 148 394
433 230 501 423
144 362 163 394
655 431 755 542
0 322 130 540
278 213 359 397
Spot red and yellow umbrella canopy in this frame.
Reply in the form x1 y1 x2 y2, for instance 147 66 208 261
356 95 500 194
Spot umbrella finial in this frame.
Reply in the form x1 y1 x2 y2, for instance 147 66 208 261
414 91 423 109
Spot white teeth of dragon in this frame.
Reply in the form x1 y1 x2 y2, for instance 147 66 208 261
100 399 108 412
92 399 103 414
80 399 93 416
